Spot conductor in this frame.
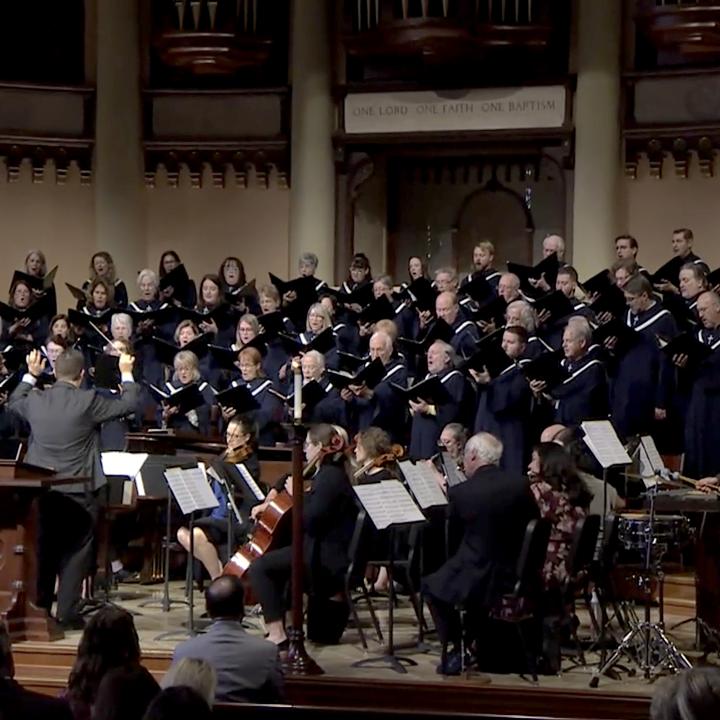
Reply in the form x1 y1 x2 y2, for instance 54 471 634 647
9 348 139 629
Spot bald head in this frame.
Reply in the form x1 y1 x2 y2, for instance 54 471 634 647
205 575 244 619
498 273 521 303
541 424 567 444
697 291 720 330
369 330 393 364
435 291 459 325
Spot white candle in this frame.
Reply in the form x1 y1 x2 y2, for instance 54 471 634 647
293 362 302 422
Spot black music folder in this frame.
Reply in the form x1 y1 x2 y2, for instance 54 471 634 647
358 295 395 326
147 382 208 414
507 253 560 291
326 358 386 390
153 334 212 366
214 383 261 414
398 318 454 356
522 351 569 388
396 277 437 313
657 332 713 367
278 327 335 356
391 375 451 406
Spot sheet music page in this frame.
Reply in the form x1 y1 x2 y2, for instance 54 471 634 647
101 452 148 479
236 463 266 501
399 460 448 508
135 471 146 497
581 420 631 469
354 480 426 530
164 465 219 515
441 452 467 487
640 435 665 474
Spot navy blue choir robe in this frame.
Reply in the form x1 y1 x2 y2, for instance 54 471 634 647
129 300 175 389
524 335 553 360
158 378 216 436
333 321 360 356
683 329 720 477
296 330 339 370
409 368 466 460
305 375 346 427
196 304 236 347
450 316 480 360
610 304 678 441
473 364 532 476
348 359 408 443
550 353 608 427
227 375 284 447
461 268 501 293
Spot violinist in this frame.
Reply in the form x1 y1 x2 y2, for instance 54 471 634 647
247 424 357 647
352 427 399 484
177 417 260 580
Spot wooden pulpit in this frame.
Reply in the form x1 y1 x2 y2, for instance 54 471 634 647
0 461 83 641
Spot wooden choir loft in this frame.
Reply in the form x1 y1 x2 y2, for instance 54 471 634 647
3 3 720 717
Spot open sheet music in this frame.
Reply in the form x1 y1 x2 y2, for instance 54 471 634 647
164 465 219 515
581 420 631 469
398 460 448 508
236 463 266 501
101 452 148 479
354 480 426 530
639 435 665 488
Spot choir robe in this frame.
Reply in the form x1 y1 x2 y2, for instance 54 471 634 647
409 368 466 460
349 359 408 443
449 316 480 360
333 321 360 356
158 378 216 436
609 304 678 441
226 376 284 447
296 330 340 370
473 363 532 476
129 300 175 389
461 268 501 293
524 335 553 360
541 302 596 351
295 375 346 427
683 329 720 477
550 353 608 427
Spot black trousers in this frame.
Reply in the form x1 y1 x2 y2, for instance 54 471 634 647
248 546 294 623
37 490 98 621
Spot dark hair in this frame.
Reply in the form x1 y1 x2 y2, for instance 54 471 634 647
651 667 720 720
504 325 529 344
205 575 244 619
9 279 35 307
197 274 223 310
92 666 160 720
55 348 86 382
158 250 182 278
0 622 14 678
672 228 693 242
624 273 653 297
615 234 638 250
88 277 115 308
348 253 372 283
611 258 639 276
680 262 708 287
68 607 141 708
219 256 246 286
534 442 591 509
407 255 429 280
142 686 212 720
557 265 578 283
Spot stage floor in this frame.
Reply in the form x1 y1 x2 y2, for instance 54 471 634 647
13 579 719 698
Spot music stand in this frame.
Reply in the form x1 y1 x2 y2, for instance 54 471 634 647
352 479 427 674
153 464 219 641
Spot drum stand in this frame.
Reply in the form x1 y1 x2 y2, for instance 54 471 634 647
590 482 691 686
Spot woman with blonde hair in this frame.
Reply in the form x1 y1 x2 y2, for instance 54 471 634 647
161 657 217 708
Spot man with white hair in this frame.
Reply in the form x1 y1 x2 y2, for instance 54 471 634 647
340 330 407 443
531 317 608 426
298 350 346 426
423 432 539 675
407 340 467 460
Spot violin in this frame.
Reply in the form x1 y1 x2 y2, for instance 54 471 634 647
352 444 404 481
223 442 253 464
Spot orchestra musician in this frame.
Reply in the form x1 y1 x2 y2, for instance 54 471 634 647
177 416 261 580
247 424 357 647
352 426 400 484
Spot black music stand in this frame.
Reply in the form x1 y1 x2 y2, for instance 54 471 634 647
351 479 426 674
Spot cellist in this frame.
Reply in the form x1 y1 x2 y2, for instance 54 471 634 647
247 423 357 648
176 416 261 580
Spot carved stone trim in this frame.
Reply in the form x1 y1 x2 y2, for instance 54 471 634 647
0 139 93 184
624 132 720 178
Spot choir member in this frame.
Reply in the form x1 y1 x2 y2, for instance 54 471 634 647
84 251 128 308
158 250 197 308
497 273 522 305
160 350 216 435
423 432 538 675
49 313 76 344
529 235 566 294
461 240 501 290
435 291 480 359
298 351 346 426
612 258 639 289
219 256 260 315
408 340 466 460
341 252 373 296
505 300 552 358
472 326 532 475
22 249 58 317
81 278 115 337
196 274 235 346
532 317 608 427
222 347 283 447
683 291 720 477
654 228 706 295
615 234 639 262
319 292 360 355
292 302 338 370
248 423 357 647
608 273 677 441
679 262 708 317
257 284 293 381
177 416 261 579
340 330 407 443
3 278 49 345
111 313 133 343
297 251 327 292
540 266 594 349
407 255 430 285
433 267 459 293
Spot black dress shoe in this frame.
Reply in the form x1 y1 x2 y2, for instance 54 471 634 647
275 639 289 651
57 615 86 631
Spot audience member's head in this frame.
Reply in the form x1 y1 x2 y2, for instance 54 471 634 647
142 686 213 720
161 657 217 708
68 607 141 709
651 667 720 720
463 432 503 476
205 575 245 620
91 666 160 720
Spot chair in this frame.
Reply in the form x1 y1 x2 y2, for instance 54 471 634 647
561 514 601 666
488 517 551 681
